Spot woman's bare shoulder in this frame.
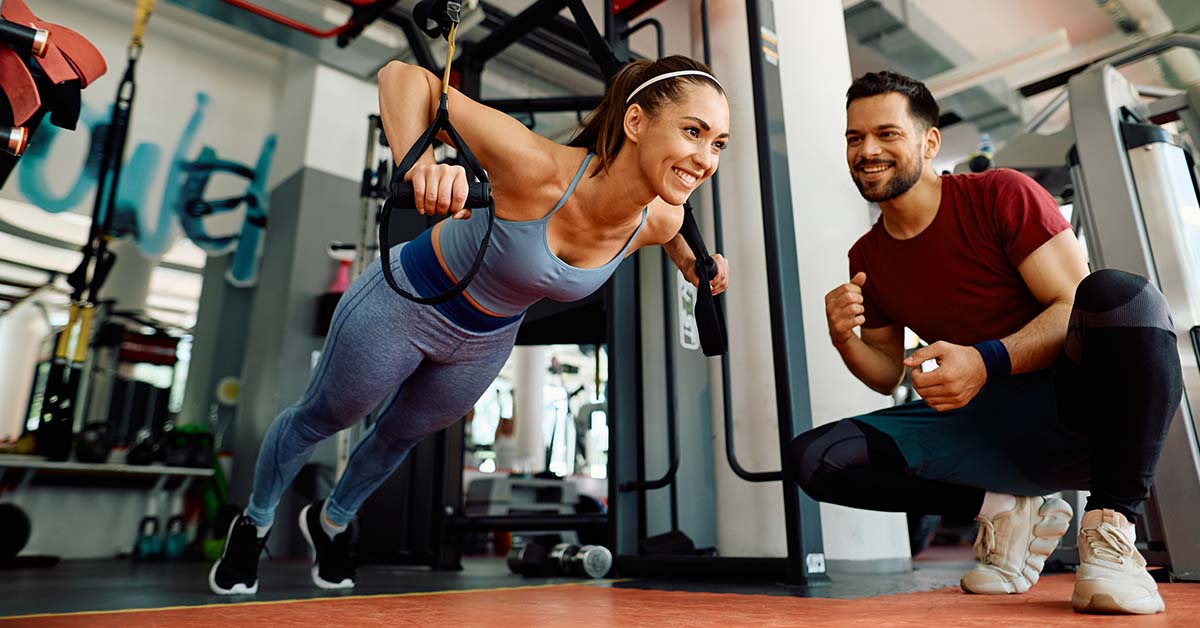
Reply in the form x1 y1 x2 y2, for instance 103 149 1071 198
492 144 590 220
644 197 685 245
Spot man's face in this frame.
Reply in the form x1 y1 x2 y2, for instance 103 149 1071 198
845 93 928 203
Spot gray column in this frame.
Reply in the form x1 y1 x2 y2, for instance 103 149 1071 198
177 254 255 436
230 165 360 555
229 59 379 556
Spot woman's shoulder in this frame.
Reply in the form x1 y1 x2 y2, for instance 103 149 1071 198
491 144 589 219
644 197 685 245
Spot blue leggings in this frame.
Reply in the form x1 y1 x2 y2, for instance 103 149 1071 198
245 245 521 527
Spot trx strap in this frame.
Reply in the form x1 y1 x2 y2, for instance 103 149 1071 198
67 0 154 300
37 0 155 460
378 0 496 304
678 202 727 356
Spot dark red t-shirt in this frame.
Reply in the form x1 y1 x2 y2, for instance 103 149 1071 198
848 169 1070 345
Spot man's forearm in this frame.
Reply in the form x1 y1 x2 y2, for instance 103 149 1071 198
1001 300 1072 374
836 336 904 395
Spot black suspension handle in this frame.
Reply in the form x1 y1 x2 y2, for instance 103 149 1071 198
3 126 28 156
0 17 49 58
387 180 493 210
680 202 727 356
377 96 496 306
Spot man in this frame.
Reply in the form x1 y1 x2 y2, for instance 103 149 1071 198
789 71 1182 615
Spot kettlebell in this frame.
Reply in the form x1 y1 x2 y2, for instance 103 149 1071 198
133 516 162 561
163 515 187 560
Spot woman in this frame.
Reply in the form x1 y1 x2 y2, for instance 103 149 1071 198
209 54 731 595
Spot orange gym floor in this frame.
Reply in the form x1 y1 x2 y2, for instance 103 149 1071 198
1 561 1197 628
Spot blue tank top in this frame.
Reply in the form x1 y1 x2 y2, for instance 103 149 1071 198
400 153 648 331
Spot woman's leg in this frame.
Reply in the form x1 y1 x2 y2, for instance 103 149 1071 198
243 259 436 528
211 255 442 594
293 317 519 590
323 323 519 525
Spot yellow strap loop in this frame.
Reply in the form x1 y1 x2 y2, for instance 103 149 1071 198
131 0 157 50
54 306 80 360
72 306 96 363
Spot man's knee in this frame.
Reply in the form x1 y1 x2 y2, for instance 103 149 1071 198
1072 269 1173 332
1075 269 1151 311
788 419 871 491
788 425 830 491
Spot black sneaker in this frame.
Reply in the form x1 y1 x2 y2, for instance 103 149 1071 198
208 513 269 595
299 500 356 589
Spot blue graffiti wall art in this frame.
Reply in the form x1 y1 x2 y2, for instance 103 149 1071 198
16 92 275 286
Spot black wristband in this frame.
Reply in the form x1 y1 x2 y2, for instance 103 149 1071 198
973 339 1011 381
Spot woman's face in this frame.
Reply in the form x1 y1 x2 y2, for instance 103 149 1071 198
628 84 730 206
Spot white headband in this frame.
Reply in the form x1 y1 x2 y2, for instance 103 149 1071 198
625 70 721 104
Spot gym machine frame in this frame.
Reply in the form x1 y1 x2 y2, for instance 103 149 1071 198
1026 33 1200 582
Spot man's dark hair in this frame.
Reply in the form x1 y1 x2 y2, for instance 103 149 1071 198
846 71 939 129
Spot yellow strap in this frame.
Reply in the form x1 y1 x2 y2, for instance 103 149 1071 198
131 0 157 49
72 306 96 363
54 305 80 360
441 22 458 95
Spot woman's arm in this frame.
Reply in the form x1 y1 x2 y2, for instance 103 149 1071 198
648 198 729 295
376 61 558 202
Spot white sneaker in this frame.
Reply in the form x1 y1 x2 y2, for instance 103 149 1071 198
1072 509 1164 614
960 495 1072 594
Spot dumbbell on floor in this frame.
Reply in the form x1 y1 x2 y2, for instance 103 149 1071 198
506 542 551 577
550 543 612 579
508 542 612 579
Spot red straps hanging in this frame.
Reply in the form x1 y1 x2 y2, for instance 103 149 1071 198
220 0 393 39
0 0 107 126
1 0 107 87
611 0 668 21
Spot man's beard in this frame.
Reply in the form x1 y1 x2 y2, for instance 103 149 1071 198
852 156 922 203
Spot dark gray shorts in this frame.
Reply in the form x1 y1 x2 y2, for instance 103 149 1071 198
853 369 1092 496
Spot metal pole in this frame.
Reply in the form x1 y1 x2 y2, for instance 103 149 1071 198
743 0 827 585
